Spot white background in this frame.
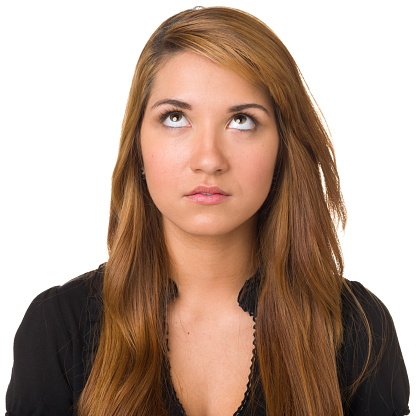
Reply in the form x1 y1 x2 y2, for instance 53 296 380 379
1 0 414 411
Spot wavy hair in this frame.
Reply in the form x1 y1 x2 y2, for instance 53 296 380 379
77 7 362 415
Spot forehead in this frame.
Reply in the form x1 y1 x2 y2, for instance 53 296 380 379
148 51 272 109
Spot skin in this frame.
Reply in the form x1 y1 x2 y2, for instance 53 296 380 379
140 51 279 416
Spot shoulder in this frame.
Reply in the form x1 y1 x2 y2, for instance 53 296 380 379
340 280 393 350
18 264 104 336
6 264 105 416
339 280 410 416
52 263 102 310
32 262 104 306
342 280 389 319
16 263 104 337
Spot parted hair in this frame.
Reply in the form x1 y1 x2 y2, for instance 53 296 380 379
77 7 367 416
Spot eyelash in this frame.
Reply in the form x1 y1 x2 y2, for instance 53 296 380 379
158 108 259 130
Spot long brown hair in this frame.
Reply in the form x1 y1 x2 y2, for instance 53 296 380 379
78 7 354 415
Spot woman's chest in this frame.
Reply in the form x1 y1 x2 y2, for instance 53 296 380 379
167 308 256 416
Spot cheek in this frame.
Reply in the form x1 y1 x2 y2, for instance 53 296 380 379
242 144 278 194
141 139 188 198
143 151 171 190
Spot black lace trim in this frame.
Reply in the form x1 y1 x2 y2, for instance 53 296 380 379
233 317 257 416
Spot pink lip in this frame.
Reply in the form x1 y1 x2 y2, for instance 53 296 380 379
185 185 230 205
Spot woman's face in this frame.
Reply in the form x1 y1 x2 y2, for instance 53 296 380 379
140 51 279 239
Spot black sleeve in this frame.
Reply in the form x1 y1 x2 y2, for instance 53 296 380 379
339 281 410 416
5 272 96 416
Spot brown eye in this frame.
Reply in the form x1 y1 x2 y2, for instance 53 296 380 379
234 115 247 124
228 114 256 130
170 113 182 122
162 111 190 128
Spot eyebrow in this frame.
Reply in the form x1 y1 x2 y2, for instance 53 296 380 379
151 99 191 110
228 103 270 115
151 99 270 115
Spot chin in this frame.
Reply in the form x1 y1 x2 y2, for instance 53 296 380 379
163 213 256 240
179 223 236 238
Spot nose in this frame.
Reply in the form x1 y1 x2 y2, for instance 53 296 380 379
189 125 229 175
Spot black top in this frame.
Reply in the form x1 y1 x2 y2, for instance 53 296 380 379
6 264 410 416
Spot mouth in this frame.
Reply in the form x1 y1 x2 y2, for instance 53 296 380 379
185 185 230 205
186 185 230 197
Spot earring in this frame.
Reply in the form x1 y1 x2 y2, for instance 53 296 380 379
141 168 146 179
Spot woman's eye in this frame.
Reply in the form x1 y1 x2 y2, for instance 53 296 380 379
162 112 190 128
228 114 256 130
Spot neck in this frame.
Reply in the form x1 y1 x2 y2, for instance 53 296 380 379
164 219 258 313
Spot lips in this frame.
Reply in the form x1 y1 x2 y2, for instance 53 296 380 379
185 185 230 205
187 185 229 196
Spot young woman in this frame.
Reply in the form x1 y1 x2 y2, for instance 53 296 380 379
6 6 410 416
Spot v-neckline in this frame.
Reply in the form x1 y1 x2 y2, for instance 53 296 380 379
166 318 257 416
165 269 261 415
